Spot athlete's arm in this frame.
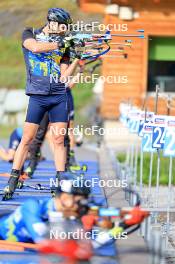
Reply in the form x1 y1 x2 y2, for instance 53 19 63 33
60 59 79 83
60 63 69 75
23 39 58 53
63 60 84 89
22 28 58 53
66 72 81 89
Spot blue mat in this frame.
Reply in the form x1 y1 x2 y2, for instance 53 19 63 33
0 252 54 264
0 159 117 260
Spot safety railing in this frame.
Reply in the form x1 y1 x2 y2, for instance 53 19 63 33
116 86 175 264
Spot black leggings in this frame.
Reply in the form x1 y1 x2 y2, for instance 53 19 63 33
29 112 49 160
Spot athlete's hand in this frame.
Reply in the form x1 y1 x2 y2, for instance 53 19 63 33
122 206 149 226
78 59 86 73
78 60 86 67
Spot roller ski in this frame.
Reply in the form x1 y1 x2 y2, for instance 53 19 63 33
67 150 88 172
2 173 19 201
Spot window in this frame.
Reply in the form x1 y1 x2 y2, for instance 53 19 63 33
148 37 175 93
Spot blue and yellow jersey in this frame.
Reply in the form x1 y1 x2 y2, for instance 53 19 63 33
22 28 70 95
0 199 55 243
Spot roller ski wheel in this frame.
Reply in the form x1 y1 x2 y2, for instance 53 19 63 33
50 185 59 198
2 188 14 201
68 164 88 172
51 190 56 198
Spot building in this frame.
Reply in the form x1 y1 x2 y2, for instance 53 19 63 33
78 0 175 118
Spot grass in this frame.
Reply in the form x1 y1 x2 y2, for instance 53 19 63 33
72 82 93 111
117 153 126 163
0 124 17 139
117 152 175 185
0 37 25 88
0 0 77 15
0 0 102 32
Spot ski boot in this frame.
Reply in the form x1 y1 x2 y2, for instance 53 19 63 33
2 172 19 201
24 156 39 178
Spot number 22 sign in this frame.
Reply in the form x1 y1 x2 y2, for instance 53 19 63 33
142 125 156 153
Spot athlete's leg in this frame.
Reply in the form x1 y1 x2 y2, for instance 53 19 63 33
3 96 46 199
50 122 67 172
67 120 77 167
25 112 49 177
67 90 75 150
45 128 54 154
48 95 68 179
29 112 49 158
69 120 75 149
65 129 70 168
12 122 39 169
66 90 76 167
2 122 39 199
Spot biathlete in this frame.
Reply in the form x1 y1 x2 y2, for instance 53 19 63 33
0 179 90 243
2 8 81 200
0 179 148 255
47 71 83 168
25 85 77 179
24 64 85 178
0 179 93 261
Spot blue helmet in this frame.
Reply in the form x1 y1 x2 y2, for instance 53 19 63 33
47 8 72 25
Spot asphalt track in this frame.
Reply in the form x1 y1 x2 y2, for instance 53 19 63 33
0 156 118 264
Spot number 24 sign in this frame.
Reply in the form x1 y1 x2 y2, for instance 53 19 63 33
152 116 167 150
163 128 175 157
